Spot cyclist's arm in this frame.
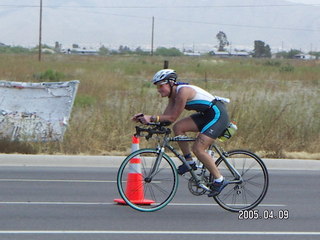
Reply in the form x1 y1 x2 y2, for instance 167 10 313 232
162 96 175 115
133 87 194 124
160 87 190 122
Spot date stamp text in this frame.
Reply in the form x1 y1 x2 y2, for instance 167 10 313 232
238 209 289 220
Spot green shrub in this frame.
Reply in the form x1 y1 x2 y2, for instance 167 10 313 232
74 95 97 108
33 69 65 81
279 64 294 72
264 60 281 67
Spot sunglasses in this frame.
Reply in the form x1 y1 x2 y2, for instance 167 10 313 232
155 81 168 86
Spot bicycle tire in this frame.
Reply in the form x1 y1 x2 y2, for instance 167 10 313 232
117 148 179 212
213 149 269 212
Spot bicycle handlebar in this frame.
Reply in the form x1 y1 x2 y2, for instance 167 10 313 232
134 122 172 140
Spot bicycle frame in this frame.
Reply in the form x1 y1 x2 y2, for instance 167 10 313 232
211 144 243 185
119 124 269 212
148 133 243 192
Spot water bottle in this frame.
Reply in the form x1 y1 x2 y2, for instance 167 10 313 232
218 121 238 142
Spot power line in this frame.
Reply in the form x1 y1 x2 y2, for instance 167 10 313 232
54 7 319 33
0 3 318 33
158 17 318 32
0 3 319 9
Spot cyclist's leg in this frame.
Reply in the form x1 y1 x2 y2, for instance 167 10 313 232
193 101 228 177
192 135 229 197
192 134 221 179
173 116 198 157
192 102 229 196
173 117 198 174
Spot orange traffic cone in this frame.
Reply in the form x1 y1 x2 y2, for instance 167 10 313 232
114 136 155 205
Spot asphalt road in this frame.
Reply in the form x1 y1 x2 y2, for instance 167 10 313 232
0 164 319 240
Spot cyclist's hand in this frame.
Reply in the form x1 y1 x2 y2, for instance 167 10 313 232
132 113 151 124
140 115 152 124
132 113 144 122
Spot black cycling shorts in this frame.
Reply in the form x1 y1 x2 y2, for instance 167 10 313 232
190 101 229 139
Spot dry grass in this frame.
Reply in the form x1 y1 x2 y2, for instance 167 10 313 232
0 54 319 158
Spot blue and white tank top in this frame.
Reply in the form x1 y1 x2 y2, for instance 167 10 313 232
176 85 215 112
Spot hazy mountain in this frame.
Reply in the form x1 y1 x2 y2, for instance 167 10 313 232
0 0 319 52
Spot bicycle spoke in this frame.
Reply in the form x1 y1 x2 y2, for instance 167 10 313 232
245 171 264 180
241 160 259 176
242 185 259 200
241 158 247 176
246 178 264 188
149 182 171 197
145 183 157 203
241 188 248 205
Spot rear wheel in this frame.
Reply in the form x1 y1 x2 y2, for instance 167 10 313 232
213 150 269 212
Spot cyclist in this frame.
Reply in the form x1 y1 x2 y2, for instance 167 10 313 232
132 69 230 197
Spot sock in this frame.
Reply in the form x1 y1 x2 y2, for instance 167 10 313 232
184 153 194 164
214 176 224 183
187 160 195 165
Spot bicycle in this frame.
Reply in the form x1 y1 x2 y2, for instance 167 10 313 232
117 122 269 212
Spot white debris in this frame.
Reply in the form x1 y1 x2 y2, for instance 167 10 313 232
0 80 79 141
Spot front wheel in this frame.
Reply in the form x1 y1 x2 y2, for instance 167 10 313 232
213 150 269 212
117 148 178 212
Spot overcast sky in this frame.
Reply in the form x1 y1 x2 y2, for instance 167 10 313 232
0 0 319 52
288 0 319 3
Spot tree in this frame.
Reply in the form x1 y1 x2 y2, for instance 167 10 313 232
275 51 288 59
0 45 30 54
135 47 148 55
154 47 183 56
99 45 110 55
253 40 271 58
118 45 132 54
216 31 229 51
265 44 271 58
287 49 302 58
54 41 61 52
309 51 320 59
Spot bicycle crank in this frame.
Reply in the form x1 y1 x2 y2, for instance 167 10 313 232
188 177 209 196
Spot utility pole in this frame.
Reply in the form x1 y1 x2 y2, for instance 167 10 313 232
151 16 154 56
38 0 43 62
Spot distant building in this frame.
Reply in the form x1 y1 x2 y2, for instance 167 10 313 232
231 51 250 57
210 50 250 58
211 51 230 57
294 54 316 60
74 49 99 55
183 51 201 56
41 48 55 54
61 47 99 55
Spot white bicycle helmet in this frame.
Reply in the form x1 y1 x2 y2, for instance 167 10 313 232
152 69 177 85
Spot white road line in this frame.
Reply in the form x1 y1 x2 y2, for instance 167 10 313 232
169 203 287 207
0 202 286 207
0 230 318 235
0 202 111 205
0 179 114 183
